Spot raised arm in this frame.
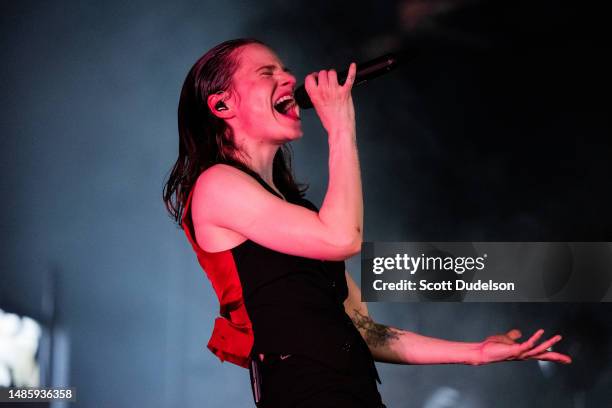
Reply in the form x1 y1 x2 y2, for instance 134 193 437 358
343 272 572 365
192 63 361 261
308 64 362 250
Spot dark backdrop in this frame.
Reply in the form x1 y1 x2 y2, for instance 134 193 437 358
1 1 610 407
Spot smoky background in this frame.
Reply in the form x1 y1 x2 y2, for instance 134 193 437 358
1 1 610 407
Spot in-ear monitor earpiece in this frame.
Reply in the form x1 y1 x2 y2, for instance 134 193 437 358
215 101 228 111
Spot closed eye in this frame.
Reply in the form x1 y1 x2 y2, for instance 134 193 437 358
256 64 291 77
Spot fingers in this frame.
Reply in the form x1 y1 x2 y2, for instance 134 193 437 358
304 72 318 95
343 62 357 90
317 70 328 88
529 351 572 364
521 335 563 358
518 329 545 353
305 63 356 91
328 69 338 86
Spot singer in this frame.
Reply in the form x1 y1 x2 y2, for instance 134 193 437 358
162 39 571 408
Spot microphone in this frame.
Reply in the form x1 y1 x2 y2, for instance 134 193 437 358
294 53 398 109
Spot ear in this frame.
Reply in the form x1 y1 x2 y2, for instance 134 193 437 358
207 91 234 119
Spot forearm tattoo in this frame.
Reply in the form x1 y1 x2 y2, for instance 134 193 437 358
350 309 400 348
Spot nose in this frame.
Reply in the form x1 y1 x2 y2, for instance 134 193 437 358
279 71 296 88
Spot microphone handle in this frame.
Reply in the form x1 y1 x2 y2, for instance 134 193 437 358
294 53 398 109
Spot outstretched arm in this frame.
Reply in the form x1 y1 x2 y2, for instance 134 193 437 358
343 272 572 365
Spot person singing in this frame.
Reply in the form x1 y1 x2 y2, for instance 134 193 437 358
163 38 571 407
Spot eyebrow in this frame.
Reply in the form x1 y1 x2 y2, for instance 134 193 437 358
256 65 292 73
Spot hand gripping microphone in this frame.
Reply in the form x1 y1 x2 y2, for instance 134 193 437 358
294 53 398 109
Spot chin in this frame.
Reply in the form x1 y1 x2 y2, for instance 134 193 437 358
289 129 303 140
280 127 303 142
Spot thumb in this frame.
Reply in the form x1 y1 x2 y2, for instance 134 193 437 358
507 329 522 341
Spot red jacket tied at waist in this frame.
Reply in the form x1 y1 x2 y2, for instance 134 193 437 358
181 188 254 369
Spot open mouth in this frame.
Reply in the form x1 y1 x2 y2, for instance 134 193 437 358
273 94 300 121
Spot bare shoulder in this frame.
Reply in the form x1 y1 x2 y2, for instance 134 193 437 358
194 163 252 193
191 164 255 251
193 164 241 215
192 164 267 225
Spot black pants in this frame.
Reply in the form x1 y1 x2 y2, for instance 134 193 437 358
249 353 386 408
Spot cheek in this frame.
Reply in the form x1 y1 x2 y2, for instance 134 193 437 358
238 81 270 105
240 101 269 126
237 89 273 125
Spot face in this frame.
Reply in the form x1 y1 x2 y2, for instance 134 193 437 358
226 44 302 143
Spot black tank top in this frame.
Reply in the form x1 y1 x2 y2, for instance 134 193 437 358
230 168 380 383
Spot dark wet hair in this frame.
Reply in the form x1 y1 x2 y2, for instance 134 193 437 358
163 38 306 225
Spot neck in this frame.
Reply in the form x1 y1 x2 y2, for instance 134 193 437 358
231 133 280 188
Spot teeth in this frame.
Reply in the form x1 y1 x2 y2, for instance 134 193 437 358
274 94 294 106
